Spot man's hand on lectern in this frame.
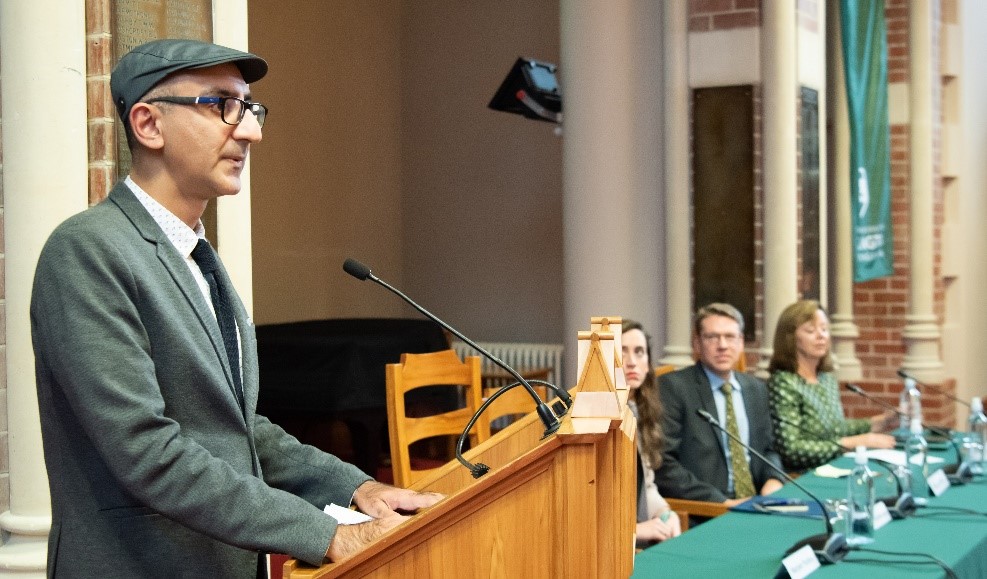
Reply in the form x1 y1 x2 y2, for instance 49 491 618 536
324 512 406 562
352 480 444 517
324 481 444 563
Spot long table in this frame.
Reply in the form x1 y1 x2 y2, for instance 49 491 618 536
634 455 987 578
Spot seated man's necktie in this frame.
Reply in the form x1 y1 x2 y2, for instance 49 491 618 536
722 382 755 497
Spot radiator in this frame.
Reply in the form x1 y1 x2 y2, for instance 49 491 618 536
451 340 564 386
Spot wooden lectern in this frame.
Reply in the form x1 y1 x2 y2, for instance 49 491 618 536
283 337 637 578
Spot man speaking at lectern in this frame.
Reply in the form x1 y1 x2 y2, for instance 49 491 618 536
30 39 440 578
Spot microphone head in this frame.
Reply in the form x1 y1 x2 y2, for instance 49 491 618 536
896 368 909 380
696 409 715 423
343 258 372 281
845 383 862 394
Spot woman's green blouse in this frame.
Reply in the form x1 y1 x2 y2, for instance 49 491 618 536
767 370 871 470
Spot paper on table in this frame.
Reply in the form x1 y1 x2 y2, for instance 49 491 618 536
814 464 852 478
324 503 373 525
844 448 945 467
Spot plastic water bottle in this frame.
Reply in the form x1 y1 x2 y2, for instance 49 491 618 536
904 418 929 500
906 378 922 423
893 462 912 497
846 446 875 546
967 397 987 475
898 385 910 431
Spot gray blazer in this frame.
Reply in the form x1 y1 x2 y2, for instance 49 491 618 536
31 183 371 578
656 363 782 502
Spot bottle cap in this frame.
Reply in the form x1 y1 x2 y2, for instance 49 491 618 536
855 445 868 465
973 397 984 413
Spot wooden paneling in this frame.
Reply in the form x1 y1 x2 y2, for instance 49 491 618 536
692 86 755 337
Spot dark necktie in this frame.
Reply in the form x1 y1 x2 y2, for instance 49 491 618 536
721 382 755 497
191 239 243 406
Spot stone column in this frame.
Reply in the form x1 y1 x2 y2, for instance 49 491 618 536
658 0 694 368
759 0 799 372
0 1 88 575
902 0 944 381
826 0 863 380
559 0 663 382
214 0 255 313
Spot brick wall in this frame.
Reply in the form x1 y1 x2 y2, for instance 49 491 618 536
88 0 116 204
689 0 760 32
886 0 909 83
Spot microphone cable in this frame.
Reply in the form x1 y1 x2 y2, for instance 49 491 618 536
454 379 571 479
913 504 987 518
846 546 958 579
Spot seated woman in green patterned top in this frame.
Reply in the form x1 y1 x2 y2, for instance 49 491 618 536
767 300 897 470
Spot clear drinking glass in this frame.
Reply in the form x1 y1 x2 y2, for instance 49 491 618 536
964 436 985 475
824 498 849 536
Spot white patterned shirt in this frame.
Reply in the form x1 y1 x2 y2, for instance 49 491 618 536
125 177 241 371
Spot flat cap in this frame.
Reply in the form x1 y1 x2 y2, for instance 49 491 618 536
111 38 268 124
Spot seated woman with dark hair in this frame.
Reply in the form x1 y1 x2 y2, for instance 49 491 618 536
621 319 681 545
767 300 896 471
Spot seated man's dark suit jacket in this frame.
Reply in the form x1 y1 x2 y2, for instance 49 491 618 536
31 183 372 578
656 362 782 502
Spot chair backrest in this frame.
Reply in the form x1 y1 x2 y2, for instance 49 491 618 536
386 349 489 487
654 364 677 379
483 382 550 429
481 367 551 428
735 353 747 373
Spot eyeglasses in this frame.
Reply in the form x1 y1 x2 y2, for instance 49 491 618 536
700 333 742 345
144 96 268 128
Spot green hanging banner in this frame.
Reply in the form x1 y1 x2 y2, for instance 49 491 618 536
841 0 894 282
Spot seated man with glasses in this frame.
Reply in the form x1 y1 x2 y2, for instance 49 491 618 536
31 39 440 578
656 303 783 511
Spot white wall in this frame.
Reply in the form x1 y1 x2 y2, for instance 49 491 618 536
249 0 566 343
399 0 564 343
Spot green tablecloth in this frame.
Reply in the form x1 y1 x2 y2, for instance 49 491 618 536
634 456 987 578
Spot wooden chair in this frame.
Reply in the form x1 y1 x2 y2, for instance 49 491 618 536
664 498 729 527
386 349 490 487
735 353 748 372
654 364 676 378
479 366 552 431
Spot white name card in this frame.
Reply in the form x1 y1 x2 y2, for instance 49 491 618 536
781 544 821 579
872 501 892 530
927 469 952 496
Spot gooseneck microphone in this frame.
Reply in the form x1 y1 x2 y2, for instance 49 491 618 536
844 383 972 485
696 409 849 564
897 369 971 409
342 258 569 441
771 413 915 519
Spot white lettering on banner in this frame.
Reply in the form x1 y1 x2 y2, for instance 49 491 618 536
857 232 884 252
